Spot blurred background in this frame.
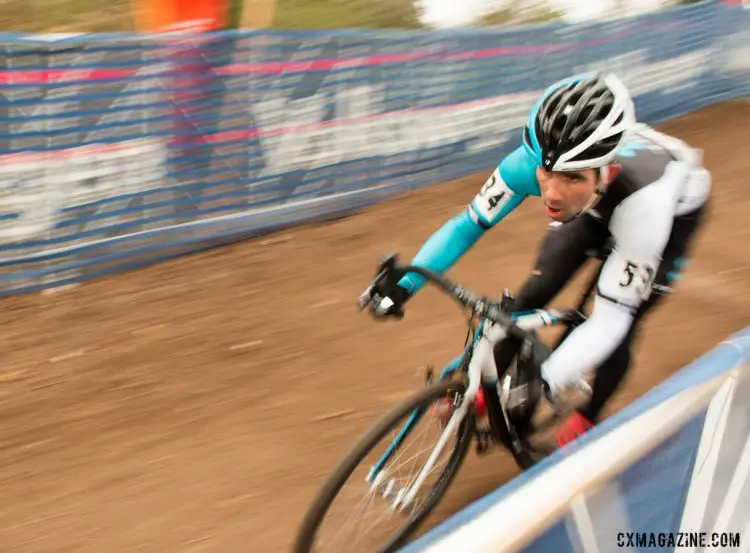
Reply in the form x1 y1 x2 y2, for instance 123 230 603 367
0 0 706 33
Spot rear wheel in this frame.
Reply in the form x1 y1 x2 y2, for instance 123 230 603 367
293 379 475 553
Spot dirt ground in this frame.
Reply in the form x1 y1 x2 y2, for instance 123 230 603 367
0 101 748 553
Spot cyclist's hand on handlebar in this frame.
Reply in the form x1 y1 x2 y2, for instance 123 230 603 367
358 279 411 320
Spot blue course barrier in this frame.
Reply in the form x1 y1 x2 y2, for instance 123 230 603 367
398 327 750 552
0 0 747 295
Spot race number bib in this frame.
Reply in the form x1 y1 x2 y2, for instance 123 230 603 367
471 168 514 226
618 258 656 301
599 248 658 310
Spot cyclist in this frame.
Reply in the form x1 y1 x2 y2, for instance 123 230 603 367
359 71 711 448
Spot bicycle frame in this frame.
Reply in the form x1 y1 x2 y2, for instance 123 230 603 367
366 308 569 504
365 252 607 508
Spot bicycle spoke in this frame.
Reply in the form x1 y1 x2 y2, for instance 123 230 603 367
323 486 380 550
394 421 452 500
376 396 459 510
404 409 436 484
349 488 381 552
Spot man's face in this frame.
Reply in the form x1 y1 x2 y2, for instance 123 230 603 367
536 166 600 222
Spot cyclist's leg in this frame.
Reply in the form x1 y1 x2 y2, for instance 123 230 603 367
575 202 709 425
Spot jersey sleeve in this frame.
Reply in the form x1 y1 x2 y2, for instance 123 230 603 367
596 167 681 313
540 203 673 392
397 145 539 295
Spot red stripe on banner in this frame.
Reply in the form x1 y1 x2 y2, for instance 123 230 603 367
0 68 136 84
0 21 690 84
0 140 150 164
0 29 642 84
221 50 433 75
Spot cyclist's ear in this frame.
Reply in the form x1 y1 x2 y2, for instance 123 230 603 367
601 163 622 184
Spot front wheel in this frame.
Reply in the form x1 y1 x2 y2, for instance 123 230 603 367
293 379 475 553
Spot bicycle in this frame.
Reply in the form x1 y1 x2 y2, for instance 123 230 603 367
294 243 611 553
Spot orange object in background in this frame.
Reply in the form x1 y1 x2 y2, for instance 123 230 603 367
130 0 229 32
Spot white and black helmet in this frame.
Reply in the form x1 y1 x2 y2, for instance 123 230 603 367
522 72 636 172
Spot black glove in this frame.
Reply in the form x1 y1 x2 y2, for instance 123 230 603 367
358 274 412 321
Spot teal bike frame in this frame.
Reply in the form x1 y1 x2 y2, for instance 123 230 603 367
365 309 560 485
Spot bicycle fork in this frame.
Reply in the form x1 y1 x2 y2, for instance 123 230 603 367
378 323 501 512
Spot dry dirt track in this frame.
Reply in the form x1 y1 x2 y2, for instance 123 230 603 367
0 101 748 553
